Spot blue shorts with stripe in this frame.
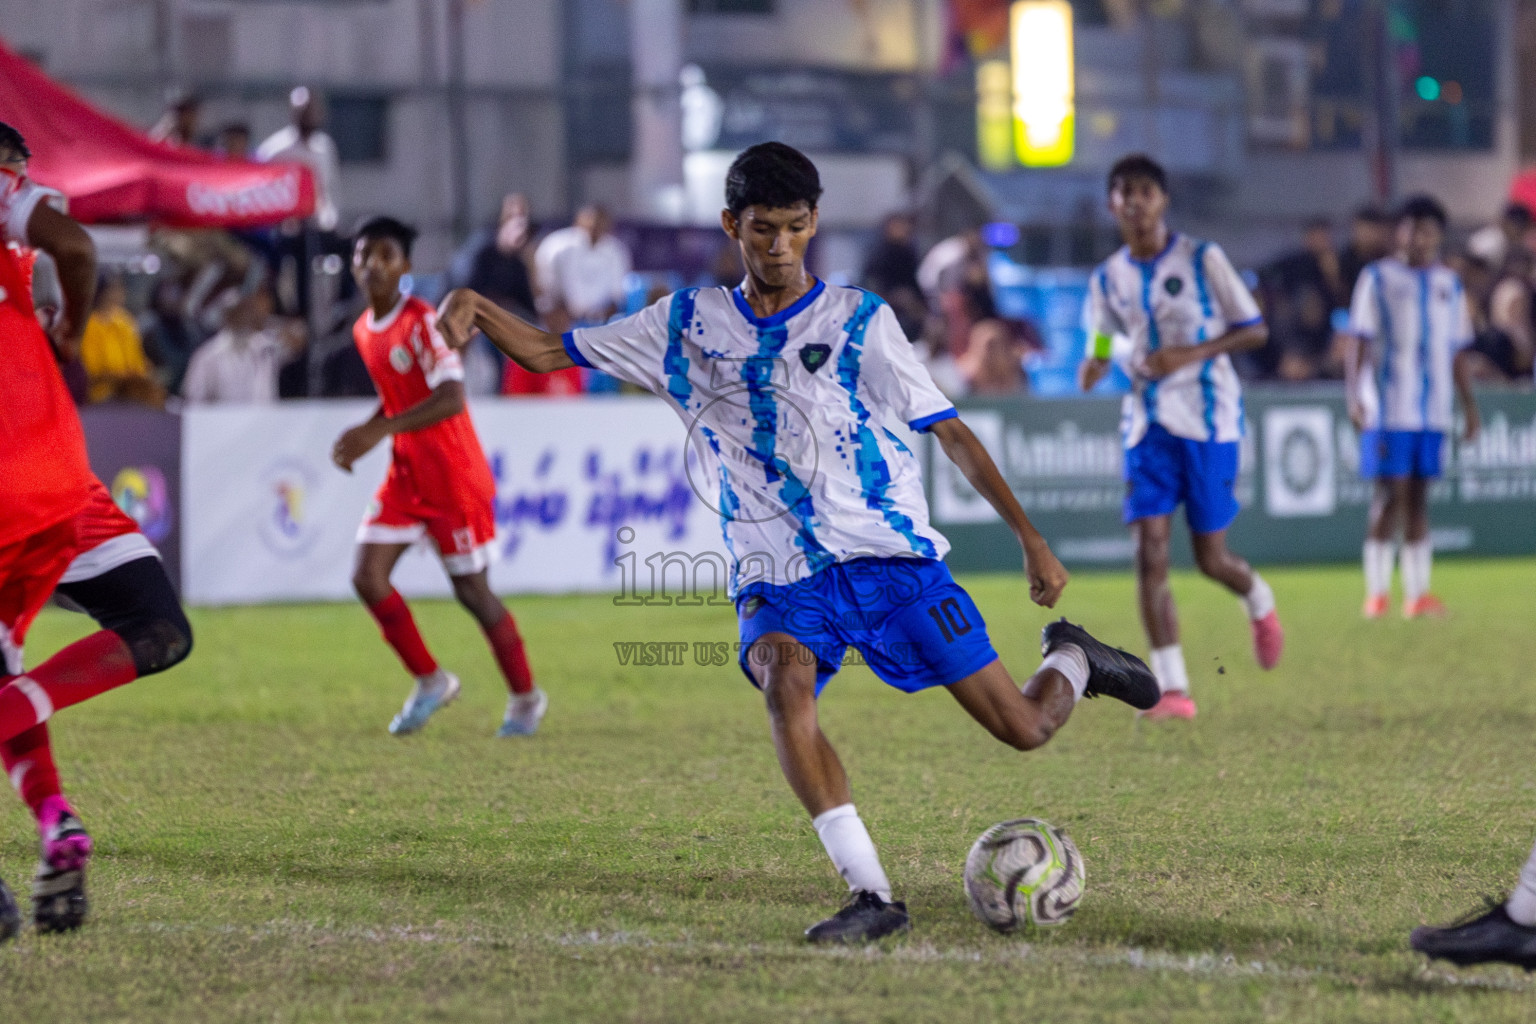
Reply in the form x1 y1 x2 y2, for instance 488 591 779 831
1360 429 1444 479
735 557 999 697
1124 423 1241 534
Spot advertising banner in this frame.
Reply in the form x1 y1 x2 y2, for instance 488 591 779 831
182 398 729 605
932 388 1536 572
80 406 183 589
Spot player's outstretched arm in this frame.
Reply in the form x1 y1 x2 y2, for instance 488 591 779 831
1078 357 1110 392
25 202 96 360
332 382 470 472
436 288 574 373
1340 333 1368 430
929 416 1069 608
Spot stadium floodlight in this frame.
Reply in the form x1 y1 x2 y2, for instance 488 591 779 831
1010 0 1075 168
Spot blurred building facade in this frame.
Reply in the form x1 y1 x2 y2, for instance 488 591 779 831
0 0 1523 268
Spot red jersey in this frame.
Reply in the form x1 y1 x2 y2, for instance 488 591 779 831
0 167 92 548
352 295 495 513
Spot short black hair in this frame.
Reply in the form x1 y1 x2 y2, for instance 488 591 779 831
724 142 822 216
1107 153 1167 195
1397 194 1448 229
0 121 30 162
353 216 417 259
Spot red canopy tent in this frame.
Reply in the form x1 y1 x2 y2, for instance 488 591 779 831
0 39 313 228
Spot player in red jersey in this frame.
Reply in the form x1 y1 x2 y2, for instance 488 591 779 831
0 122 190 938
333 217 545 737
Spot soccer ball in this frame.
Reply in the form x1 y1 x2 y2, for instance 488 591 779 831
963 818 1084 932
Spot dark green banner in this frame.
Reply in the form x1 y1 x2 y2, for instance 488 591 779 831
931 387 1536 571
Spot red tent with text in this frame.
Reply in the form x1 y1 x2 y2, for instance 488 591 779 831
0 38 313 228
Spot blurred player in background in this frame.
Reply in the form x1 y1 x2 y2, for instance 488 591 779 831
333 217 546 738
0 121 192 938
1344 196 1480 619
437 142 1159 943
1079 154 1284 721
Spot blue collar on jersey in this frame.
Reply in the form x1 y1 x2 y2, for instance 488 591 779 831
731 277 825 328
1125 232 1179 269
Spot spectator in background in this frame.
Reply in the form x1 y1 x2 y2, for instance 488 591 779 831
1466 202 1533 271
215 122 252 161
1467 246 1536 381
140 277 197 395
149 88 202 147
918 229 994 360
535 204 629 332
79 273 164 407
1258 218 1342 381
861 213 927 341
453 193 539 321
956 317 1037 396
535 204 630 393
182 286 287 404
258 87 343 317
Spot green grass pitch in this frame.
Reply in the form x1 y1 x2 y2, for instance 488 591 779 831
3 559 1535 1022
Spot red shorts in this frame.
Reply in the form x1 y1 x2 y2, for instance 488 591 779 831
357 478 496 577
60 480 158 586
0 517 81 674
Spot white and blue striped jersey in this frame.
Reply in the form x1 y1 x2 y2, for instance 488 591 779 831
1347 258 1473 433
1085 234 1261 448
565 281 956 594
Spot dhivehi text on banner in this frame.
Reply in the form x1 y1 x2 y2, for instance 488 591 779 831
182 398 728 605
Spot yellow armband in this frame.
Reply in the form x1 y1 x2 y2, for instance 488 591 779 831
1091 332 1113 360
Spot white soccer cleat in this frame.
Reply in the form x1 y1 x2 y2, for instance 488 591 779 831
388 670 461 735
498 686 548 737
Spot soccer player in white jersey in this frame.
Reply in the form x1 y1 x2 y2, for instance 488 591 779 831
437 142 1159 943
1344 195 1480 619
1079 154 1284 722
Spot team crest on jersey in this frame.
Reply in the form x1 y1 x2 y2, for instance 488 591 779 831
799 344 832 374
1164 276 1184 296
389 345 413 374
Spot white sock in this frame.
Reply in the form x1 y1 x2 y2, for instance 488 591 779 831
1507 838 1536 926
1038 644 1090 702
1241 574 1275 621
1400 539 1432 602
1149 644 1190 695
811 804 892 902
1363 540 1394 599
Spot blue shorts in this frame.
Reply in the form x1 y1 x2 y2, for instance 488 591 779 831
1360 429 1444 479
735 557 999 697
1124 423 1241 535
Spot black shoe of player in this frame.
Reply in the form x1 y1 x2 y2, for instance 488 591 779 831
805 890 911 944
1410 900 1536 969
0 876 21 943
32 865 88 934
1041 619 1160 710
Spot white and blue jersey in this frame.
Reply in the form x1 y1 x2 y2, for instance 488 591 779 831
1085 234 1261 448
1347 258 1473 433
565 281 956 595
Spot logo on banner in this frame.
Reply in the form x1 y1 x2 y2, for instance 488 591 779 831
258 459 322 557
1263 406 1336 517
110 466 173 543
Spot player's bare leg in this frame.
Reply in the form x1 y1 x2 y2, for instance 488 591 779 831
1399 476 1443 617
353 542 459 735
1132 515 1194 718
749 631 906 943
1192 530 1282 670
448 570 546 736
946 660 1073 751
1364 478 1407 617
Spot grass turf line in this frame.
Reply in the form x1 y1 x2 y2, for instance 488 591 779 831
2 559 1535 1022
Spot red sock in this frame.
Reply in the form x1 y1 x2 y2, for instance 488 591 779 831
484 611 534 695
0 630 138 746
0 723 61 819
367 590 439 677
